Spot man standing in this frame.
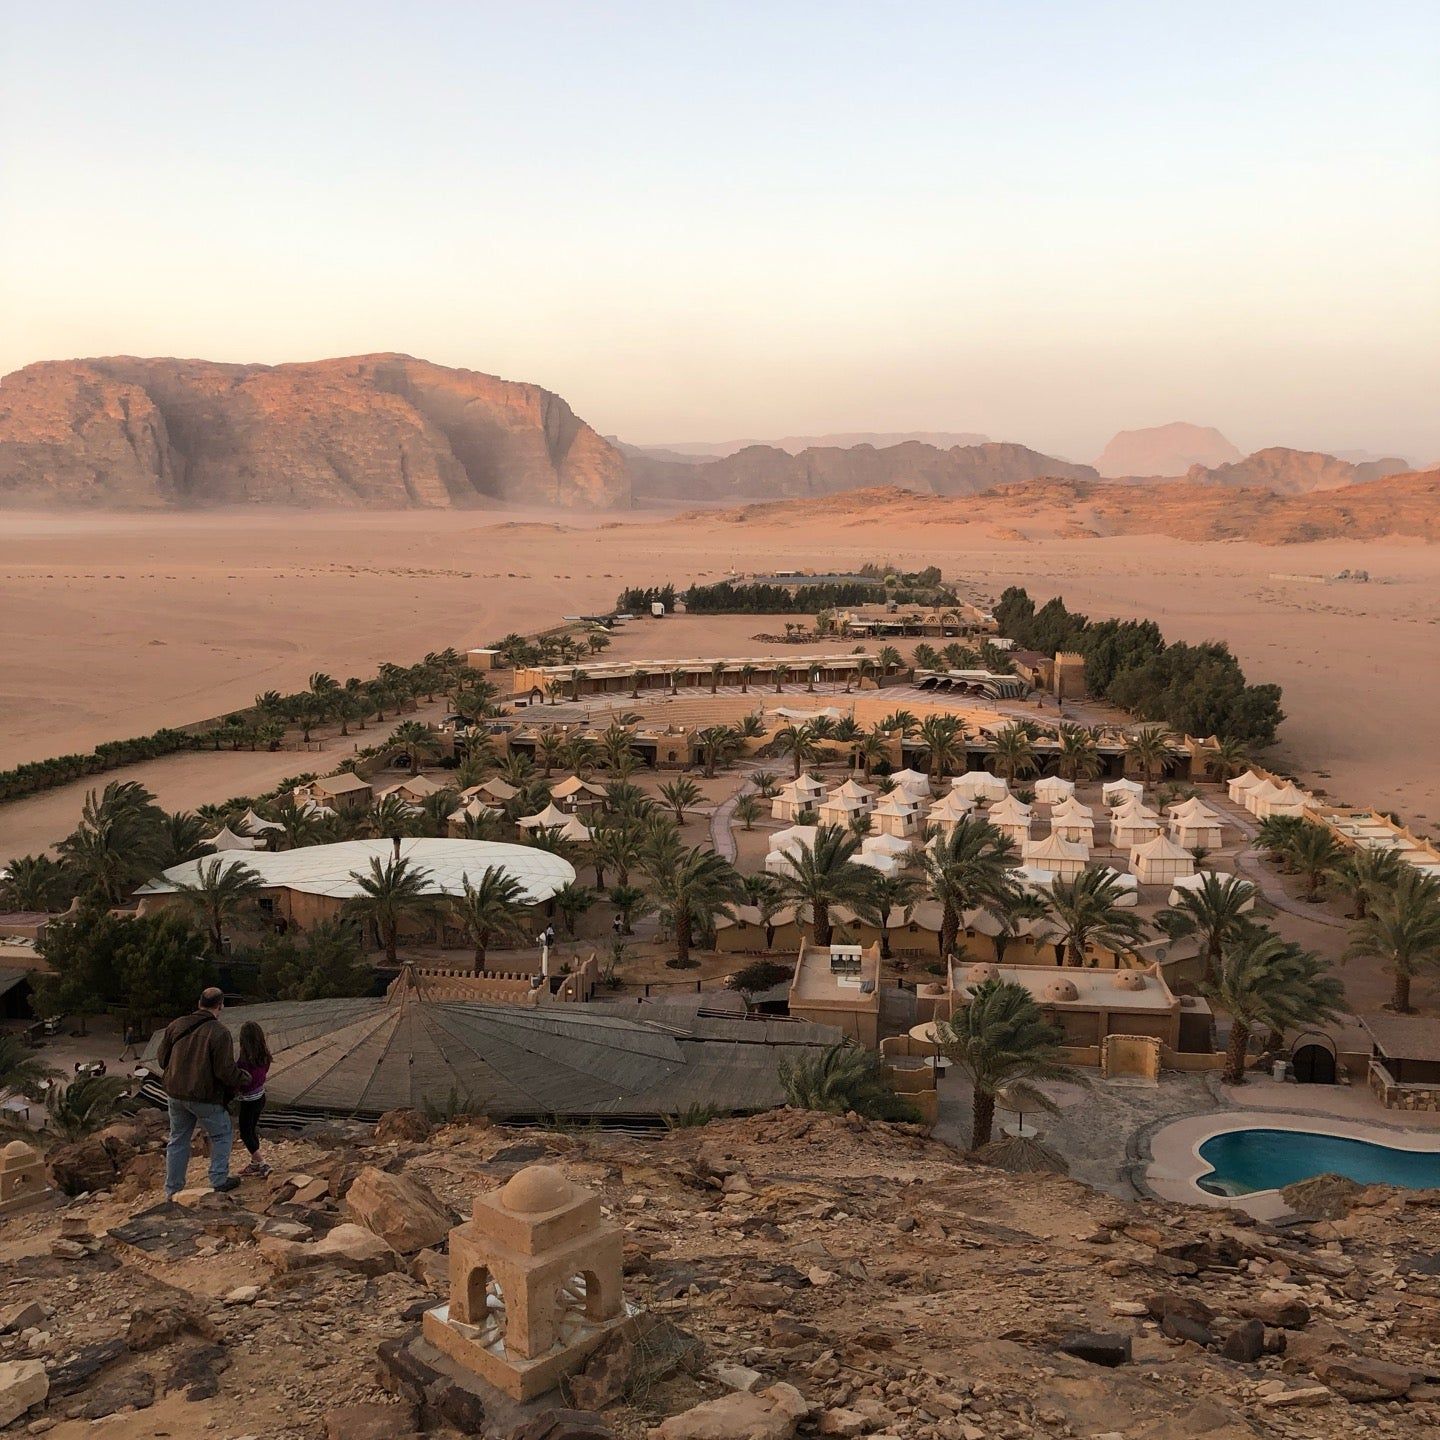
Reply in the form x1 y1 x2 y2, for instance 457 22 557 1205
157 987 247 1200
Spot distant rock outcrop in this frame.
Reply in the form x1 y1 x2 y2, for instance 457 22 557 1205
1094 422 1242 478
625 429 992 461
1186 446 1410 495
629 440 1095 501
0 354 629 509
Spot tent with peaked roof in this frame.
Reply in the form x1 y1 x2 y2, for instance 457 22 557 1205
550 775 607 809
1110 803 1161 849
377 775 444 804
239 808 284 836
889 768 932 798
872 793 921 838
1093 866 1140 907
1050 795 1094 820
204 825 266 852
1102 778 1144 807
817 792 868 827
1243 779 1281 816
1257 782 1310 820
447 798 500 834
1033 776 1075 805
1227 770 1267 804
467 777 519 805
517 802 572 832
1130 832 1196 884
1170 802 1225 851
1021 833 1089 879
1050 813 1094 846
952 771 1008 802
831 779 876 809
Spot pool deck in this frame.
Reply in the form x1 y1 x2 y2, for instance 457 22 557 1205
1144 1107 1440 1220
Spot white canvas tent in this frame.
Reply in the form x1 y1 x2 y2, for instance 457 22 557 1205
1170 802 1225 851
831 779 876 810
986 794 1032 846
1050 796 1094 820
1167 871 1255 910
517 802 572 832
1130 833 1196 884
204 825 265 852
952 771 1008 802
872 793 921 838
861 833 912 860
1102 778 1144 807
1243 779 1281 816
1094 867 1140 907
1021 833 1090 879
1258 782 1310 820
817 793 867 827
1051 814 1095 845
1227 770 1267 805
1110 802 1161 849
765 825 819 877
238 808 283 836
889 768 933 798
1033 776 1075 805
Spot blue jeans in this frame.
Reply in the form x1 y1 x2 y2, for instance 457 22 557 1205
165 1098 233 1196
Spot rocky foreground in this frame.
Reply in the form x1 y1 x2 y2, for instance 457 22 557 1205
1 1109 1437 1439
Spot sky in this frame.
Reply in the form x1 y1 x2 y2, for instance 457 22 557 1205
2 2 1438 463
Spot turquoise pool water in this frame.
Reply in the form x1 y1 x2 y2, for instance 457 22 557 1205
1197 1127 1440 1196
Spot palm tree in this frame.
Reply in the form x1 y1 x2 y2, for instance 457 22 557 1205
643 845 744 967
607 883 652 936
0 855 68 912
344 854 441 963
417 788 460 838
877 645 903 676
1256 814 1305 872
938 980 1070 1149
989 889 1050 964
57 780 166 903
1157 871 1260 985
1329 846 1403 921
388 721 441 777
853 871 922 959
773 824 873 947
270 796 325 850
774 722 821 780
694 725 740 778
1344 870 1440 1013
1125 726 1173 785
46 1075 135 1141
1205 927 1345 1084
1289 821 1344 902
534 731 566 778
912 643 942 672
368 793 421 839
1055 724 1101 783
0 1035 59 1102
741 873 786 949
880 709 919 740
917 714 965 781
919 816 1016 957
450 869 531 972
629 668 649 700
1044 868 1148 968
659 778 702 824
990 727 1037 784
733 794 763 831
552 881 596 938
737 663 757 694
158 811 211 867
854 729 887 780
1205 735 1250 782
454 808 504 841
598 723 637 773
169 857 264 955
779 1041 919 1122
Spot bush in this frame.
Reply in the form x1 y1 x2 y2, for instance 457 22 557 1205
726 960 794 994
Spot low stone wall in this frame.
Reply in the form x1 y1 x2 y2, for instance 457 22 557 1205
1369 1060 1440 1111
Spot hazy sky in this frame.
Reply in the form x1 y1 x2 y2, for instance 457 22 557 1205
3 2 1438 461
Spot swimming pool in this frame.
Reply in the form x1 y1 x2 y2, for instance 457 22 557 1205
1197 1127 1440 1196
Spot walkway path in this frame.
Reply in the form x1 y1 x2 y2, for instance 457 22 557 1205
1213 793 1349 931
708 768 765 862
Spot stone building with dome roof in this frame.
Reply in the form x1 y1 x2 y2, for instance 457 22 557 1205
944 959 1214 1061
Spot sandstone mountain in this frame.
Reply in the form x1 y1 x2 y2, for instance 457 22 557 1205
630 439 1096 501
693 468 1440 544
1094 422 1242 478
632 429 992 460
1186 446 1410 495
0 354 629 509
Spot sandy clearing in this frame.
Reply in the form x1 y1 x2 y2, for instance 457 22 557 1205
0 507 1436 841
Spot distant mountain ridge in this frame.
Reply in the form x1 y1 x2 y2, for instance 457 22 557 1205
1094 422 1242 477
627 439 1097 501
1185 446 1410 494
0 354 629 509
629 429 992 461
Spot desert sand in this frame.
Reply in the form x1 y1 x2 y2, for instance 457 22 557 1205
1 507 1437 854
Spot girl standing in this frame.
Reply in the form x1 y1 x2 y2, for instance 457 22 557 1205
236 1021 272 1178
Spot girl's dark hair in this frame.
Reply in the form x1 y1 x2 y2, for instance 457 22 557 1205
238 1021 272 1069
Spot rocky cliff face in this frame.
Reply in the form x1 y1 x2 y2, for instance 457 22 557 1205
1186 446 1409 495
0 354 630 509
630 440 1096 501
1095 422 1242 478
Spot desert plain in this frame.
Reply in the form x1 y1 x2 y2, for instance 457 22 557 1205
1 505 1437 858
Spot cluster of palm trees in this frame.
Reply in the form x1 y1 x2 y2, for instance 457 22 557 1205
489 629 611 672
1254 817 1440 1013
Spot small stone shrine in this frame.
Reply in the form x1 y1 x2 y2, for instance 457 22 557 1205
423 1163 633 1401
0 1141 51 1214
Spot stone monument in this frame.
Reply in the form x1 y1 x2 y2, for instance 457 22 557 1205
422 1163 632 1401
0 1141 51 1215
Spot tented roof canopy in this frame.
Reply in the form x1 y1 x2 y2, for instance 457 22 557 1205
1102 779 1144 803
1022 834 1090 863
952 772 1008 800
517 802 572 831
1131 833 1195 862
139 839 574 903
203 825 265 852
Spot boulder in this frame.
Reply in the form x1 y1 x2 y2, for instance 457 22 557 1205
0 1359 48 1427
654 1382 810 1440
126 1298 220 1351
1161 1314 1214 1348
818 1407 871 1436
47 1133 135 1195
1240 1294 1310 1329
345 1166 455 1253
1311 1355 1418 1402
1143 1292 1214 1326
260 1222 398 1277
1220 1319 1265 1363
512 1410 615 1440
375 1108 433 1144
568 1331 634 1410
0 1302 49 1334
1058 1332 1131 1367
